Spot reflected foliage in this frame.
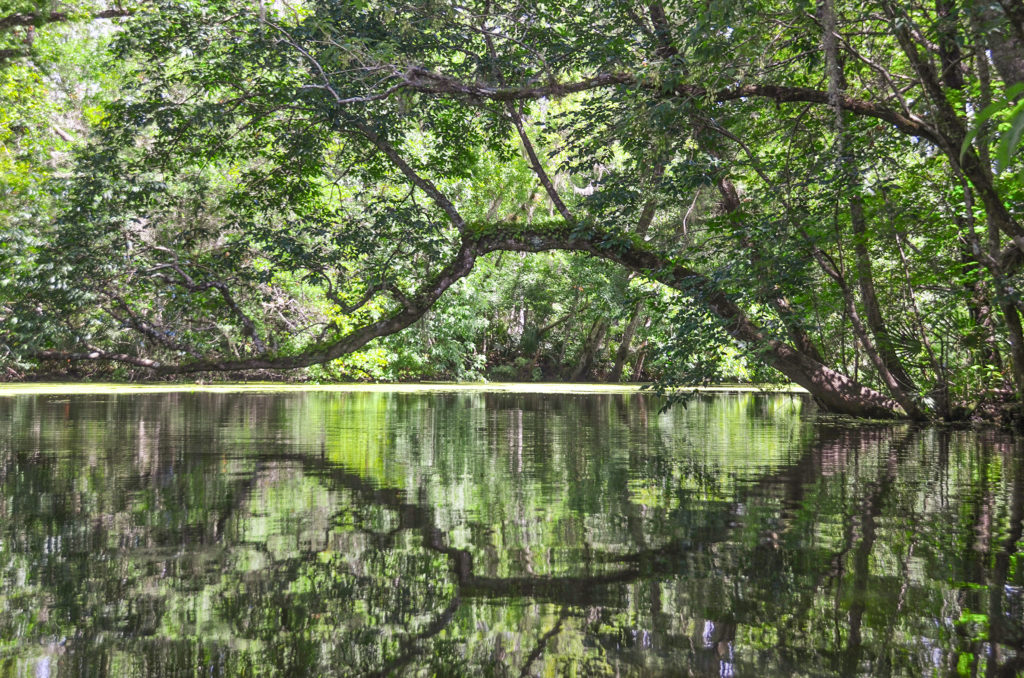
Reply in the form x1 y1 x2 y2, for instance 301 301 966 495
0 393 1022 676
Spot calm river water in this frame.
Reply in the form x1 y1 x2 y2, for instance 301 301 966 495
0 390 1022 676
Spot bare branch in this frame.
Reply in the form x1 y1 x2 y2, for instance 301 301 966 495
479 25 573 223
145 253 268 354
348 119 468 232
34 348 162 370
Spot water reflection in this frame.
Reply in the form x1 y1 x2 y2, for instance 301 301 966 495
0 392 1021 676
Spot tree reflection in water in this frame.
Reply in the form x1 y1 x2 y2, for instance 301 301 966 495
0 391 1022 676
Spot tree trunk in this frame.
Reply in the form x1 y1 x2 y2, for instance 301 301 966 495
885 0 1024 264
953 183 1004 375
769 295 825 364
960 260 1004 371
1001 302 1024 401
604 158 662 383
978 2 1024 86
571 318 609 381
717 178 824 363
631 343 648 381
819 0 922 418
837 273 924 419
849 196 919 397
608 299 645 382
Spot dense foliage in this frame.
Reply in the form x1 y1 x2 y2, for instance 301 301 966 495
4 0 1024 419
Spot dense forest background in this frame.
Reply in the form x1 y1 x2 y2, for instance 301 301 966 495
3 0 1024 420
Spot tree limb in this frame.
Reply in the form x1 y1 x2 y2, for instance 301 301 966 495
470 222 903 418
348 120 468 233
480 25 574 223
40 220 903 417
34 348 161 370
394 67 940 143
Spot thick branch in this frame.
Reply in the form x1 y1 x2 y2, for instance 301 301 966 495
45 220 901 418
706 83 938 143
471 223 903 418
154 242 479 374
400 67 1024 258
880 0 1024 254
396 68 940 143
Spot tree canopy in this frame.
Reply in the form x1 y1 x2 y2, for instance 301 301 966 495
4 0 1024 419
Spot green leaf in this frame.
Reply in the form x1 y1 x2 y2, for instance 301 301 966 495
995 101 1024 172
961 83 1024 162
961 100 1009 161
1005 81 1024 100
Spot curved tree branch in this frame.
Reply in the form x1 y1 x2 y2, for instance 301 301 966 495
470 222 902 418
348 119 468 233
155 241 479 374
36 220 903 417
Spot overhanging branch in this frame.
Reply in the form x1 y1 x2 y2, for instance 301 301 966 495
145 240 478 375
34 221 903 418
393 68 939 143
469 222 902 418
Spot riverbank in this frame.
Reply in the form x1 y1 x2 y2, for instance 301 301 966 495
0 382 807 397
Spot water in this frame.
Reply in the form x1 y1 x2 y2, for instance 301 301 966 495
0 390 1021 677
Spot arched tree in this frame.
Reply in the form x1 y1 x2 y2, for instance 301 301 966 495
9 0 1024 419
